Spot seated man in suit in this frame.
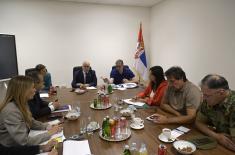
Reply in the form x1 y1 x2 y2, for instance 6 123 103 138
102 59 138 85
71 61 97 89
27 71 60 119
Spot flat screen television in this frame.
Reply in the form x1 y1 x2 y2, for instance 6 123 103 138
0 34 18 81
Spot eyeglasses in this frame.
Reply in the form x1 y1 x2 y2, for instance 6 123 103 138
202 89 221 98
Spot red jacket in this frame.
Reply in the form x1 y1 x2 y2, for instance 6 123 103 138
138 80 168 106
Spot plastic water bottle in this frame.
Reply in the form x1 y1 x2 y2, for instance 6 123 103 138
130 142 138 155
123 145 131 155
139 143 148 155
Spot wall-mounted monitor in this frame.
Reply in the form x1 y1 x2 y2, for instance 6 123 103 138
0 34 18 81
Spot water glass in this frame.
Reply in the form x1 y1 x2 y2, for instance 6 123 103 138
80 119 86 135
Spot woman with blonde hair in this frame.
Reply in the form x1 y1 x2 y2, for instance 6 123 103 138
0 76 62 147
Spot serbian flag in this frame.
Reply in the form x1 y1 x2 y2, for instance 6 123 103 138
134 23 148 81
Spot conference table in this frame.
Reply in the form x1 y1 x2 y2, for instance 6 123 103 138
45 87 234 155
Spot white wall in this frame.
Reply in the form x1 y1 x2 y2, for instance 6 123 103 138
0 0 150 86
150 0 235 89
1 0 235 89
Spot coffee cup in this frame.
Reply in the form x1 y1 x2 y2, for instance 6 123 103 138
162 128 171 139
132 117 144 125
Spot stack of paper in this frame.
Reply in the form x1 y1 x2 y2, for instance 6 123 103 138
63 140 91 155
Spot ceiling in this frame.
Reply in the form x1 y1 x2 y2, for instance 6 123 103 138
53 0 164 7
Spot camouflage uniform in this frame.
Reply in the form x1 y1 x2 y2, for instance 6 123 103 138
197 91 235 136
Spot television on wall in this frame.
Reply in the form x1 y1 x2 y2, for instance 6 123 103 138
0 34 18 81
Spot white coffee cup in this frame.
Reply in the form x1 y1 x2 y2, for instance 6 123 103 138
132 117 144 125
162 128 171 139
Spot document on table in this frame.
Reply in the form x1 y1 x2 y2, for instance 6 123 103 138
117 87 127 91
171 126 191 139
36 130 65 155
123 98 145 106
176 126 190 133
47 119 60 126
63 140 91 155
29 130 65 145
171 129 184 139
40 93 49 98
86 86 97 90
51 105 71 113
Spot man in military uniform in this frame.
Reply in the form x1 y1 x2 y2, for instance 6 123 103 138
195 74 235 152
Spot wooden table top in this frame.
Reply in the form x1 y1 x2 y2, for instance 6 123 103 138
46 87 234 155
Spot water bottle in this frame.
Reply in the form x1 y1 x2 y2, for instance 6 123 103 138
130 142 138 155
123 145 131 155
139 143 148 155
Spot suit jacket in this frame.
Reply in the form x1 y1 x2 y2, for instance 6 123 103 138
28 91 51 119
0 102 50 147
71 69 97 88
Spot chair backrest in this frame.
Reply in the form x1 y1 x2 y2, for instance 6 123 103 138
112 65 129 70
73 66 92 77
25 68 37 76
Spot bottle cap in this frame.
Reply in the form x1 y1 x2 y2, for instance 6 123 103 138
124 145 130 149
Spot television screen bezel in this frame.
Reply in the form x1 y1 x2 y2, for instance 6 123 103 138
0 34 19 81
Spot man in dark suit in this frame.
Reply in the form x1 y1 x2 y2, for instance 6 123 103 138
71 61 97 89
27 71 60 119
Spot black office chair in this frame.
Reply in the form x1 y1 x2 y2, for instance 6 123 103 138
25 68 37 76
73 66 92 77
112 65 129 70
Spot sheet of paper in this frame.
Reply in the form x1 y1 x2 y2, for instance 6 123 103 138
86 86 97 90
123 99 145 107
29 130 65 145
123 83 137 89
177 126 190 133
40 93 49 98
51 105 71 113
63 140 91 155
29 130 47 137
117 87 127 91
37 136 66 155
47 119 60 126
171 129 184 138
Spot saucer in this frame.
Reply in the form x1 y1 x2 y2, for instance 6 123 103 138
158 133 176 143
130 123 144 130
